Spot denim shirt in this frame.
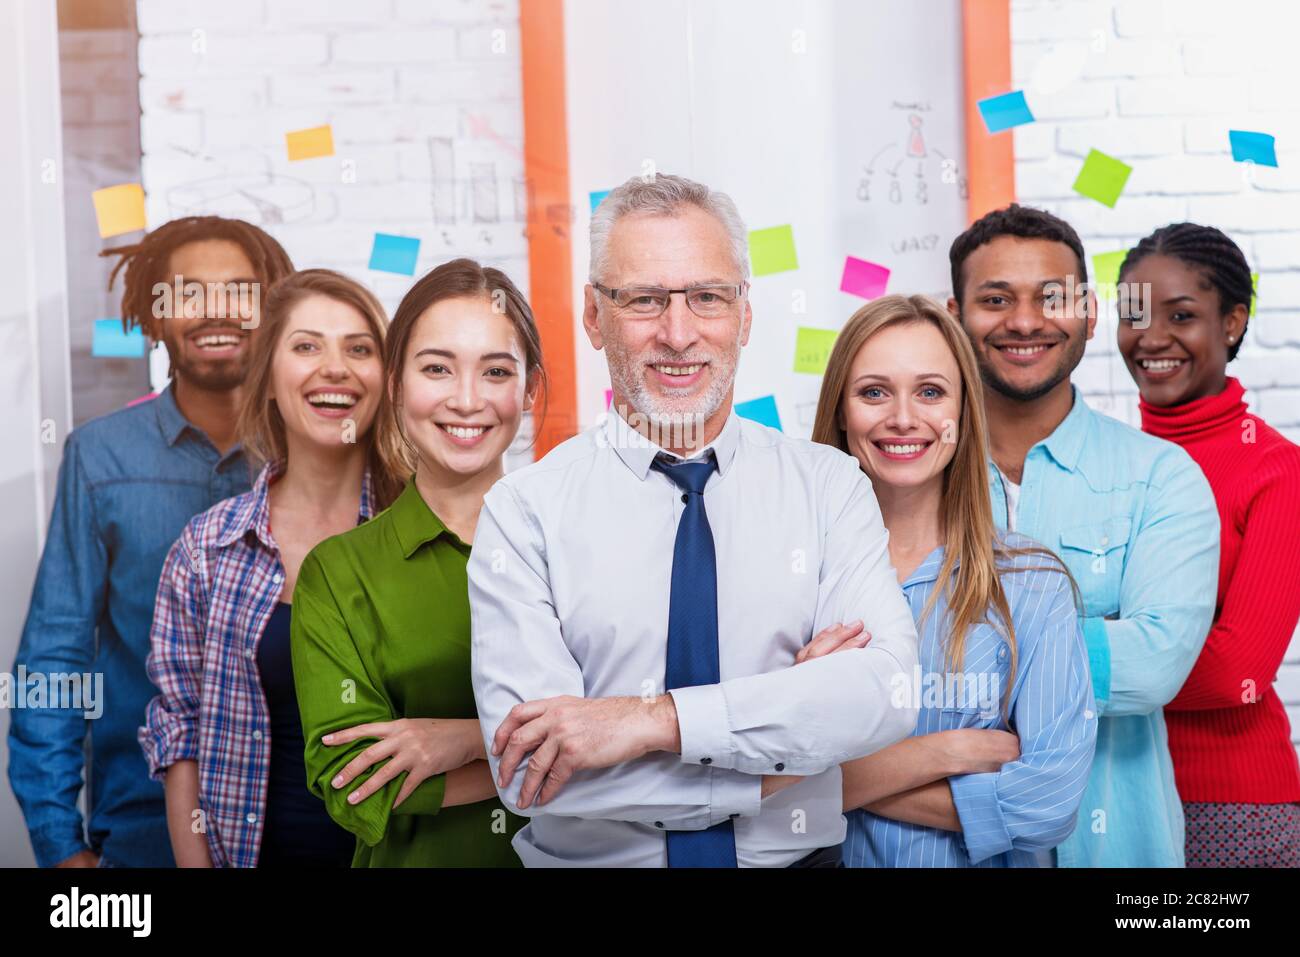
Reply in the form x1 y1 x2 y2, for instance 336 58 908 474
988 388 1219 867
8 385 249 867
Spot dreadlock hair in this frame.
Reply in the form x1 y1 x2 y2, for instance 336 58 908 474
1118 222 1254 361
101 216 295 340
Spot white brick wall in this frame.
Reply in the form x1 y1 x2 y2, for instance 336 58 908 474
134 0 535 464
1012 0 1300 752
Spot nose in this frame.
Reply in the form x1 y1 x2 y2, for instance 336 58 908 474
319 340 350 380
1004 298 1048 338
1134 313 1172 350
884 395 918 432
447 369 486 414
655 293 701 354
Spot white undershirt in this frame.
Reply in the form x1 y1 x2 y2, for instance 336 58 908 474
999 469 1021 532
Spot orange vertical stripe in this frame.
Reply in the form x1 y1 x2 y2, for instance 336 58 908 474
519 0 578 458
962 0 1017 222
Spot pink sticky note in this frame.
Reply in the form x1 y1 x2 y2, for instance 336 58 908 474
840 256 891 300
605 389 612 410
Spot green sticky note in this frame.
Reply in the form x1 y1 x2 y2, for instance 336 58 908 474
750 224 798 276
1072 149 1132 208
1092 250 1127 299
793 326 838 375
1251 271 1258 317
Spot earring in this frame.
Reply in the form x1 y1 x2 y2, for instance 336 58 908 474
1227 336 1235 343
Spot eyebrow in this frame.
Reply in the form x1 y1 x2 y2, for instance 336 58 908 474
974 279 1068 293
175 275 259 286
413 348 520 362
1160 295 1198 305
288 329 376 339
852 372 952 385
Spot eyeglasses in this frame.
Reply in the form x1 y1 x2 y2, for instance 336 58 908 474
592 281 749 318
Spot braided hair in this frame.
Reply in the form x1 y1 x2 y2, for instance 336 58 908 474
1118 222 1253 361
101 216 295 339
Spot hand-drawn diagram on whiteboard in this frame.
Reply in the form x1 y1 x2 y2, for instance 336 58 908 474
856 103 968 209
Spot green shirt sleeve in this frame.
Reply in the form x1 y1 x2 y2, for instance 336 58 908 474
290 551 446 848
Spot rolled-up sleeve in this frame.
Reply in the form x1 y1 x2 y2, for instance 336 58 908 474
138 524 205 780
950 569 1098 864
469 481 761 828
671 454 920 775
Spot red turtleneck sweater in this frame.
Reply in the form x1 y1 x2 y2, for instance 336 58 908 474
1140 377 1300 804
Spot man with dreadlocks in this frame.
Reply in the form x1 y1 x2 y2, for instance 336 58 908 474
9 216 293 867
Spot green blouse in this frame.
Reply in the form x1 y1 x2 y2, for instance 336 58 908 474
290 479 524 867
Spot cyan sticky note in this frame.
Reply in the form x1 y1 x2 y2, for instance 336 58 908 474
750 225 799 276
735 395 782 432
1092 250 1128 298
793 326 838 375
1229 130 1278 167
589 189 611 214
368 233 421 275
1072 149 1132 208
977 90 1035 134
840 256 891 299
92 319 146 358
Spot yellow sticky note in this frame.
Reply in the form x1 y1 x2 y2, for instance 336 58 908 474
750 224 799 276
1091 250 1127 299
91 184 146 238
793 326 838 375
285 124 335 161
1251 271 1258 317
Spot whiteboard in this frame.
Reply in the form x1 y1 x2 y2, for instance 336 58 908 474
564 0 969 437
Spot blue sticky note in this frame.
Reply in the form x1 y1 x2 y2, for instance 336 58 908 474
735 395 782 432
368 233 421 275
977 90 1035 134
589 189 611 214
1229 130 1278 167
92 319 145 358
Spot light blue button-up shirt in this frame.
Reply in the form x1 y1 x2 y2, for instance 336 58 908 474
844 536 1097 867
468 408 921 867
987 388 1218 867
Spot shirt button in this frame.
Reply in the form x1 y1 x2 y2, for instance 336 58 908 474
272 573 283 584
246 812 257 824
252 730 262 741
1100 536 1109 547
680 493 688 504
775 762 785 772
244 649 255 659
1084 709 1095 720
654 821 664 828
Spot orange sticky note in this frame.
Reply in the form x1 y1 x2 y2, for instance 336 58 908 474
285 124 335 161
91 184 146 238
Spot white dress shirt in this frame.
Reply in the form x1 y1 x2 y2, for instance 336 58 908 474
468 407 920 867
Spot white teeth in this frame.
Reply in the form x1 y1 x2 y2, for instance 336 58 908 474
442 425 487 439
880 443 926 455
307 392 358 407
195 334 240 348
654 363 703 376
1140 359 1185 371
1004 345 1048 356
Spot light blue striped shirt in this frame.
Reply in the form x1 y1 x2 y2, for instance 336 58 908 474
844 534 1098 867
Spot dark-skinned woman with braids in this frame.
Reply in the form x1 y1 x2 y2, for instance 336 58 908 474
1118 223 1300 868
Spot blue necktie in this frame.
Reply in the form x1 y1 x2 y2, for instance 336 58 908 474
651 453 737 868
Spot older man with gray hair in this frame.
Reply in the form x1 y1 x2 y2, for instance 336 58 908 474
468 173 920 867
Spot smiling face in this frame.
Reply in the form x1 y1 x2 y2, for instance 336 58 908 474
839 320 962 493
396 295 534 480
1117 253 1246 407
952 236 1094 402
583 206 752 439
157 239 261 392
270 293 382 453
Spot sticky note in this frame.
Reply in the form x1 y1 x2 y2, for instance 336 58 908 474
1229 130 1278 167
285 124 335 161
1091 250 1127 299
368 233 421 275
840 256 891 300
1251 271 1258 317
793 326 838 375
92 319 146 358
604 388 612 409
1072 149 1132 208
749 225 799 276
735 395 782 431
977 90 1035 134
91 184 146 238
589 190 611 214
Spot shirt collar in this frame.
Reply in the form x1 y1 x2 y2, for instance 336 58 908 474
602 406 741 481
1037 385 1091 473
154 381 191 447
391 478 455 559
902 545 949 589
214 461 375 550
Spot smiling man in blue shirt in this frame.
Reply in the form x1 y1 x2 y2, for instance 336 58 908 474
8 218 292 867
947 204 1219 867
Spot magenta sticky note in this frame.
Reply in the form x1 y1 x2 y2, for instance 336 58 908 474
840 256 890 300
604 389 612 410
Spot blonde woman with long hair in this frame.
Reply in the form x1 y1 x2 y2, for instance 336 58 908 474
806 294 1097 867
